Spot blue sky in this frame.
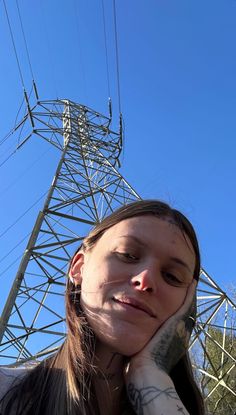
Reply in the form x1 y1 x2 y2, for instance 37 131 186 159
0 0 236 313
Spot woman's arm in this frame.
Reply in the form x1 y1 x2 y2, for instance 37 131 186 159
127 368 189 415
125 279 197 415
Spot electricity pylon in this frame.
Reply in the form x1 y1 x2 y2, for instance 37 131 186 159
0 99 235 413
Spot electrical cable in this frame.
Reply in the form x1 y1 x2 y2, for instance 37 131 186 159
0 113 28 165
0 201 83 282
0 84 33 149
0 130 29 169
0 149 18 169
0 232 31 265
0 128 16 147
2 0 26 90
16 0 35 82
14 96 26 128
113 0 122 114
0 137 20 159
14 84 34 129
0 147 51 200
0 113 34 171
101 0 111 99
0 190 48 240
0 254 24 278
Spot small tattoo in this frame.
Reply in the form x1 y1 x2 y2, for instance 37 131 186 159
106 352 121 370
127 383 179 415
177 403 187 414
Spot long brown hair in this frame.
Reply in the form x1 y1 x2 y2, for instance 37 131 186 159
0 200 204 415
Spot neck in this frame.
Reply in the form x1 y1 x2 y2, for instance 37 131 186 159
95 341 124 376
93 341 126 414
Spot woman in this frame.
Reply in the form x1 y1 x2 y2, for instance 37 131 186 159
0 200 205 415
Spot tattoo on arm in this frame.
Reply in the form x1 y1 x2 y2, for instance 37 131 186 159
127 383 188 415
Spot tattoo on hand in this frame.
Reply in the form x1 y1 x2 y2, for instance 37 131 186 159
127 383 180 415
151 295 197 373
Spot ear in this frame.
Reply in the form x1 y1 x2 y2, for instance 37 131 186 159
69 251 85 286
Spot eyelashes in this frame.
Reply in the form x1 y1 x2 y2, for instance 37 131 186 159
115 252 185 286
162 272 183 286
115 252 139 262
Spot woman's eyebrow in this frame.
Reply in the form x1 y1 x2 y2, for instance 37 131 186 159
116 235 146 247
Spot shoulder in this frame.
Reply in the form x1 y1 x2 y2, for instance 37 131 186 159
0 365 35 400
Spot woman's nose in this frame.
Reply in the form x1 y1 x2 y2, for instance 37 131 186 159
130 269 156 293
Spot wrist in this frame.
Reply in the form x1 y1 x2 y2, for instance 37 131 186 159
126 370 189 415
126 361 173 387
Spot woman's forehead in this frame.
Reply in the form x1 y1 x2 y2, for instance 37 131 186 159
100 215 187 244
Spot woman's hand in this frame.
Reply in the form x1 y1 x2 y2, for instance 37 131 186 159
128 278 197 374
124 280 197 415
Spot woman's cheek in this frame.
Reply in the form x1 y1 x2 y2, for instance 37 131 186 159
164 285 188 313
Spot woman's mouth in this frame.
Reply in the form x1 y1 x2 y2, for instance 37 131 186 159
112 296 156 318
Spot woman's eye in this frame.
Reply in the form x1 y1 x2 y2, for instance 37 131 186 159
163 272 182 285
116 252 139 262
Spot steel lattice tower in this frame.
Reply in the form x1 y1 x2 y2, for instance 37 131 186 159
0 100 235 413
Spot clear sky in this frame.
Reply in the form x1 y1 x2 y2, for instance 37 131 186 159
0 0 236 313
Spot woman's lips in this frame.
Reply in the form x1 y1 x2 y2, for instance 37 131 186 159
112 296 156 318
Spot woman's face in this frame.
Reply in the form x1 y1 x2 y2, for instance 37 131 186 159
71 215 196 356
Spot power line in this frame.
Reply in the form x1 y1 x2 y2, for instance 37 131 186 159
3 0 26 91
0 149 18 169
16 0 35 81
14 91 31 130
0 128 16 147
0 147 51 200
113 0 122 114
0 254 24 278
15 0 39 101
0 190 47 240
0 232 31 265
0 132 30 170
0 203 71 274
0 85 33 150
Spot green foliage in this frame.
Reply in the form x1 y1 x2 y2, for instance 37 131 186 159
203 326 236 415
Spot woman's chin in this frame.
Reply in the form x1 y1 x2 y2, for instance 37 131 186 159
99 333 150 356
89 317 157 356
115 344 146 357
